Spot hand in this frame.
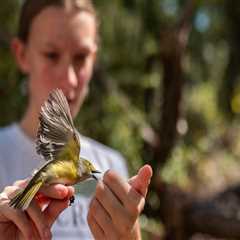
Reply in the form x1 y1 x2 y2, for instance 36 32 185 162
88 164 152 240
0 179 74 240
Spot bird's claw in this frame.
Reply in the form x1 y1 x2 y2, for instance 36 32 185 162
69 195 75 206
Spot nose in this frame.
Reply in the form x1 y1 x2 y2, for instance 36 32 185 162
61 64 78 89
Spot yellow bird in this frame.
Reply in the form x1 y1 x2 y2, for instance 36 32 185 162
9 89 100 210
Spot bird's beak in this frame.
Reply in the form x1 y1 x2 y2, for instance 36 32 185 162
92 174 98 181
91 170 101 181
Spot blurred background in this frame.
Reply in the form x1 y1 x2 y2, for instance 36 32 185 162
2 0 240 239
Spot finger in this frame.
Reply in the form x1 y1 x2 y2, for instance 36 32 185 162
3 186 21 199
43 186 74 226
126 187 146 217
95 180 124 214
44 197 70 227
128 164 152 197
13 179 29 188
40 184 74 199
103 170 131 205
87 208 105 240
96 182 144 234
103 170 145 211
22 220 42 240
27 200 52 240
1 205 34 239
35 192 51 210
95 181 129 230
90 198 118 239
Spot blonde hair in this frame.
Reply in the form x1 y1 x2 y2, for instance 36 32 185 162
18 0 98 43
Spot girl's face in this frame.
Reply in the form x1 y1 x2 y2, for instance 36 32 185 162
14 7 97 118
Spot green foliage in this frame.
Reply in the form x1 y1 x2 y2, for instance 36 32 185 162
3 1 240 237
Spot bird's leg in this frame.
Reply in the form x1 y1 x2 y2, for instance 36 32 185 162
69 195 75 206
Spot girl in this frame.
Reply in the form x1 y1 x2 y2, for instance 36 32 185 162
0 0 152 239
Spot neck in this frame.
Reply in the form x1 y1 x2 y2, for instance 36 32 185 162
20 104 40 139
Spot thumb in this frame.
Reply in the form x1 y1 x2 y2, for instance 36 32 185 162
128 164 152 197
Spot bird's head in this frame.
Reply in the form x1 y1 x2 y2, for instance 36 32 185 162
82 158 101 180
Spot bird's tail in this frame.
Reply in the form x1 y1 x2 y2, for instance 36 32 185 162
9 180 43 210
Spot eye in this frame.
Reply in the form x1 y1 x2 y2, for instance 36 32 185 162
74 52 88 64
44 52 60 62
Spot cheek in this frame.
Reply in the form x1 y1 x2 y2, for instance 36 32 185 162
33 62 61 87
77 63 93 89
78 73 91 91
29 70 53 92
83 58 95 81
28 66 58 105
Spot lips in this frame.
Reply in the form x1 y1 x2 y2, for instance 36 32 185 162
66 96 73 102
67 98 75 106
63 90 76 104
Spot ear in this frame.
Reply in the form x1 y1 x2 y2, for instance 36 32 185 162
11 38 30 73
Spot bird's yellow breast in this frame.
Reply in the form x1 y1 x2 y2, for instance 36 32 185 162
45 160 79 185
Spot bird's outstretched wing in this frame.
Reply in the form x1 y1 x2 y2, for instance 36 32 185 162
36 89 79 161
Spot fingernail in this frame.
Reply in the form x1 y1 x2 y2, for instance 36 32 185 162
43 228 52 240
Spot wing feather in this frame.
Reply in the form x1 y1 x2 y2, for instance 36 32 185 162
36 89 79 161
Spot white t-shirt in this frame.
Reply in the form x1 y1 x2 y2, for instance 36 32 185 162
0 123 128 239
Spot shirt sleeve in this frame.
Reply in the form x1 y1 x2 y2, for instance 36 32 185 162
0 150 8 191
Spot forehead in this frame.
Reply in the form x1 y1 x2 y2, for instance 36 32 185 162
28 6 97 50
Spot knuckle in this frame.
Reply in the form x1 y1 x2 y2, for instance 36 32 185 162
130 196 145 216
103 170 117 183
89 198 99 218
13 179 22 186
95 182 105 198
91 198 98 212
128 203 141 219
3 186 15 193
3 185 20 198
13 179 28 187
